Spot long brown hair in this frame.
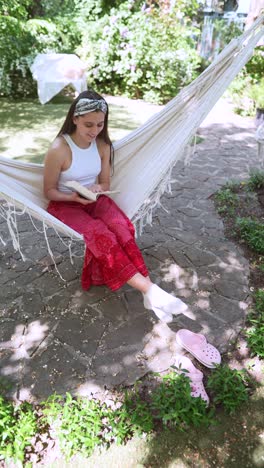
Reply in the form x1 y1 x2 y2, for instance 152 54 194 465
57 89 114 167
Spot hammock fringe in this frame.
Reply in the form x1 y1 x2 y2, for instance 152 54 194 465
0 195 82 280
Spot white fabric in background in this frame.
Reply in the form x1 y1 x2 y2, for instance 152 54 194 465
30 53 87 104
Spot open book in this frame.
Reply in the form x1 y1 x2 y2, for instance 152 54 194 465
64 180 120 202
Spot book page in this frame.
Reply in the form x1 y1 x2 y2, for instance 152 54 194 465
64 181 120 201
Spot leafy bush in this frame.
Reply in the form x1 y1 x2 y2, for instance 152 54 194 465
249 78 264 110
42 393 108 459
0 15 36 97
42 391 153 460
246 289 264 358
255 288 264 313
79 1 201 103
228 48 264 115
151 371 211 427
29 0 77 18
248 170 264 191
207 365 249 414
245 47 264 82
0 396 37 464
25 18 62 49
215 188 239 215
54 15 83 53
213 18 243 50
235 217 264 254
0 0 31 20
227 71 255 116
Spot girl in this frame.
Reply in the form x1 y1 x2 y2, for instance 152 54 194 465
44 90 194 323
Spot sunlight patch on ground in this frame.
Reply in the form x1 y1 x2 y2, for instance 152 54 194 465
0 321 50 379
0 129 56 160
161 262 198 292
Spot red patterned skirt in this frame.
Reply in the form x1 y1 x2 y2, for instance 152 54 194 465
47 196 149 291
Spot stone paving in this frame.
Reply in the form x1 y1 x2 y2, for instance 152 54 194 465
0 99 261 402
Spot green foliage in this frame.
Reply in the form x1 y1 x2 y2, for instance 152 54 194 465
255 288 264 313
122 388 154 435
0 15 35 97
215 188 239 216
25 18 63 49
54 15 83 53
42 391 153 460
42 393 106 459
151 371 211 428
245 47 264 82
227 71 255 117
207 365 249 414
79 1 201 103
0 0 32 19
223 179 242 193
28 0 76 18
228 48 264 115
228 46 264 116
214 18 243 49
235 217 264 254
104 392 153 445
76 0 125 19
248 170 264 191
246 289 264 359
249 78 264 109
0 396 37 464
173 0 203 22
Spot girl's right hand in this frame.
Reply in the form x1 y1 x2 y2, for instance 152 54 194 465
71 192 94 205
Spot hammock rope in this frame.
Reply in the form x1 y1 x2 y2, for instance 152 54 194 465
0 15 263 258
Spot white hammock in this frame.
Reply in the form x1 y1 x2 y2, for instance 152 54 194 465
1 15 264 254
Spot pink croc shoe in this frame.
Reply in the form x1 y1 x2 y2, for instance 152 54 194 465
174 355 209 405
176 329 221 369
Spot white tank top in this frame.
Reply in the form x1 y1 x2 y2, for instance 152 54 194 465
58 134 101 193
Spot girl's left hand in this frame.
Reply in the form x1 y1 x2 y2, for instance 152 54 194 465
89 184 104 193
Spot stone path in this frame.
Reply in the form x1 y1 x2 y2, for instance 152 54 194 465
0 99 260 402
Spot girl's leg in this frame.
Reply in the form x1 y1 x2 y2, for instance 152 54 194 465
89 196 148 276
127 273 152 293
127 272 194 322
48 201 146 291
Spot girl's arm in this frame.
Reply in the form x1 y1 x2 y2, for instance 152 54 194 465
96 140 111 191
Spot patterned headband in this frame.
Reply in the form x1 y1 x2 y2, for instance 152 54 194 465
74 98 108 116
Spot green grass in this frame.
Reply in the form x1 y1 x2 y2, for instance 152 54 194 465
0 95 161 164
